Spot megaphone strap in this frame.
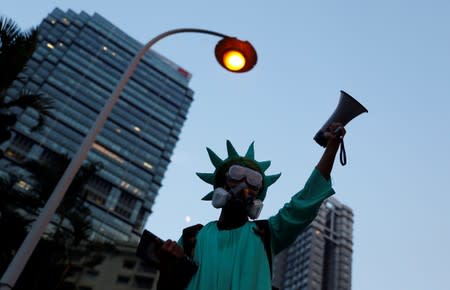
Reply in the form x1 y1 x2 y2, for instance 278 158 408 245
340 139 347 166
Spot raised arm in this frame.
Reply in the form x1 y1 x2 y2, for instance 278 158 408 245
268 123 346 254
315 122 346 180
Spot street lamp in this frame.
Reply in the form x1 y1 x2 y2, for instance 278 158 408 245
215 37 257 72
0 28 257 289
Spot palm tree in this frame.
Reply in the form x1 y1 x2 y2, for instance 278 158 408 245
20 152 103 243
21 155 106 290
1 152 105 289
0 17 54 147
0 174 38 272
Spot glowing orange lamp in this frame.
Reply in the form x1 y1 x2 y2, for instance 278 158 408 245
215 37 257 73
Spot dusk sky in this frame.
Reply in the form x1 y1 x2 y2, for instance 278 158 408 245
2 1 450 289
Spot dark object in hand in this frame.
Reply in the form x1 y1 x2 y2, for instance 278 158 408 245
136 230 164 265
136 230 198 290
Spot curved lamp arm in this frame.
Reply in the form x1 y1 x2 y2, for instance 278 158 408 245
0 28 240 290
128 28 230 86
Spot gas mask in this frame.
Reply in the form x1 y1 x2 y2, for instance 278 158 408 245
211 165 264 219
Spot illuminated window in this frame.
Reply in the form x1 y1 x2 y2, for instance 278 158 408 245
62 18 70 25
120 181 130 189
86 189 106 206
103 46 108 51
17 180 32 191
47 43 55 49
133 126 141 132
120 181 142 196
92 143 124 163
143 162 153 170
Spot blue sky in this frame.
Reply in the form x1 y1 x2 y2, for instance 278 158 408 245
2 1 450 289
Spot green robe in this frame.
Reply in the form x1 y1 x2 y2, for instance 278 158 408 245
185 168 335 290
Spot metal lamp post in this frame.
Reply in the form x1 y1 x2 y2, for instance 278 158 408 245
0 28 257 289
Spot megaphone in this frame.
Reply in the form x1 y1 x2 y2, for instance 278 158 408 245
314 90 368 147
314 90 368 165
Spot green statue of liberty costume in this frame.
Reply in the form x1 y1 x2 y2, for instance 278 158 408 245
175 140 337 290
156 129 346 290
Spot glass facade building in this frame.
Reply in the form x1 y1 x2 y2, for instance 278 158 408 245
2 8 194 243
272 197 354 290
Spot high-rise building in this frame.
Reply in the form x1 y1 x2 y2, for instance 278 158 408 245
272 197 353 290
2 8 194 243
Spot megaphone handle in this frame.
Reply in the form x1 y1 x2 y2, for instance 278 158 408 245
339 138 347 166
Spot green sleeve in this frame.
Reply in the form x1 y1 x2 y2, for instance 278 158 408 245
268 168 335 255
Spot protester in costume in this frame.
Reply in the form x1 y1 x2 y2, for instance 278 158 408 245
157 122 346 290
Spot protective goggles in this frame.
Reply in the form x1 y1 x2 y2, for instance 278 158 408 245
227 165 263 190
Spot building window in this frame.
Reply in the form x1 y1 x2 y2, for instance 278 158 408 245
114 191 137 219
116 275 130 284
85 188 106 206
133 275 154 288
123 259 136 270
84 175 112 206
134 207 147 231
6 134 34 161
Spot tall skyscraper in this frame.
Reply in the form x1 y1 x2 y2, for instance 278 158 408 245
2 8 194 243
272 197 353 290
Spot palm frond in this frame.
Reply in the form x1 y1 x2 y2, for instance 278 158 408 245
0 17 38 91
0 17 21 46
4 90 55 131
11 27 39 62
5 91 53 110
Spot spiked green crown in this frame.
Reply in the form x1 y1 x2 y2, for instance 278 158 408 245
197 140 281 201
